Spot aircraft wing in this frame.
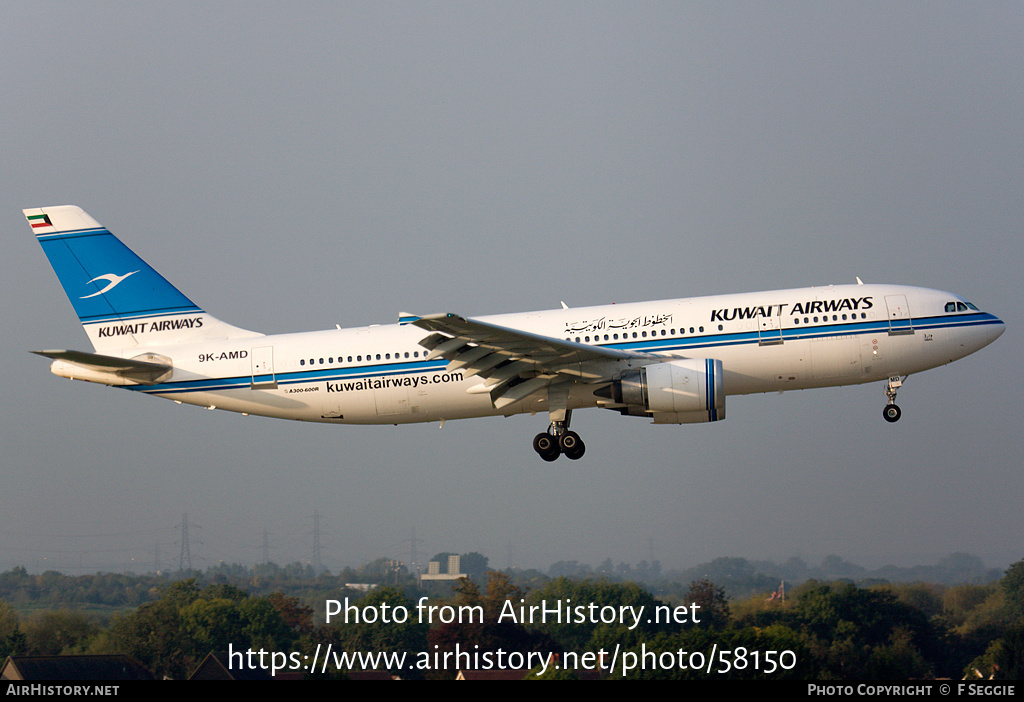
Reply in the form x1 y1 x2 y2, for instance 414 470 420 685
412 313 654 409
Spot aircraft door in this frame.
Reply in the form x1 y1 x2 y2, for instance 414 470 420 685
885 295 914 335
756 312 784 346
251 346 277 389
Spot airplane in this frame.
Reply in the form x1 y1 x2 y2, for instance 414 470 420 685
26 205 1004 461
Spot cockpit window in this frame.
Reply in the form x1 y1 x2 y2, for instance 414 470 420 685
966 302 979 310
945 302 956 313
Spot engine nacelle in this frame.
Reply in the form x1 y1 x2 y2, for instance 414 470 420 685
606 358 725 424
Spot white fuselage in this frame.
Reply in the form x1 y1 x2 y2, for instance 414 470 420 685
98 283 1001 426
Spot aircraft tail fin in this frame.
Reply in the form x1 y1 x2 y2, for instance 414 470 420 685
26 205 261 352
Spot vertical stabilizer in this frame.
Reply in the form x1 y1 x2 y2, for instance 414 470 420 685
26 205 261 352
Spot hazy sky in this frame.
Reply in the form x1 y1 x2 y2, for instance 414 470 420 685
2 2 1021 576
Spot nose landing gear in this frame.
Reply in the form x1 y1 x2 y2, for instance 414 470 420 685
883 376 903 423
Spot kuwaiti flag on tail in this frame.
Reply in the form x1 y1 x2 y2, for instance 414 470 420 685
26 212 54 230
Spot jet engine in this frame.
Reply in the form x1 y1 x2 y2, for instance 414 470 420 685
599 358 725 424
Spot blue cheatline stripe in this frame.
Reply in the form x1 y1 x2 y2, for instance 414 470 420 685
128 312 1001 397
135 358 449 395
571 312 1001 356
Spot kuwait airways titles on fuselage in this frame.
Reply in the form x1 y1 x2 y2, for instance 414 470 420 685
709 296 874 322
565 313 673 335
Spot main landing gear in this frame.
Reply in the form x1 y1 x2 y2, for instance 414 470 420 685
533 385 586 461
533 420 586 461
883 376 903 423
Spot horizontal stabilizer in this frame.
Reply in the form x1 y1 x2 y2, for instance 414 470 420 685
32 349 172 385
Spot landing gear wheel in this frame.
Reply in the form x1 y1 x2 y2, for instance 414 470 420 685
533 433 561 461
559 431 586 460
882 376 904 424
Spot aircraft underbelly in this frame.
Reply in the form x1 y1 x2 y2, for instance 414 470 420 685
716 340 808 395
809 335 862 380
320 379 506 424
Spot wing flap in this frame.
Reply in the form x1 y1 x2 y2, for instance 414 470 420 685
412 313 654 407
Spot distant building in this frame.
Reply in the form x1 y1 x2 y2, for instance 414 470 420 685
420 554 466 582
344 583 378 592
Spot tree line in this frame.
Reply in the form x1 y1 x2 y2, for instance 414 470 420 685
0 558 1021 679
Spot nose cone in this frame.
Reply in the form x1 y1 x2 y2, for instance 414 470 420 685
988 313 1006 344
944 307 1003 363
974 311 1005 351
